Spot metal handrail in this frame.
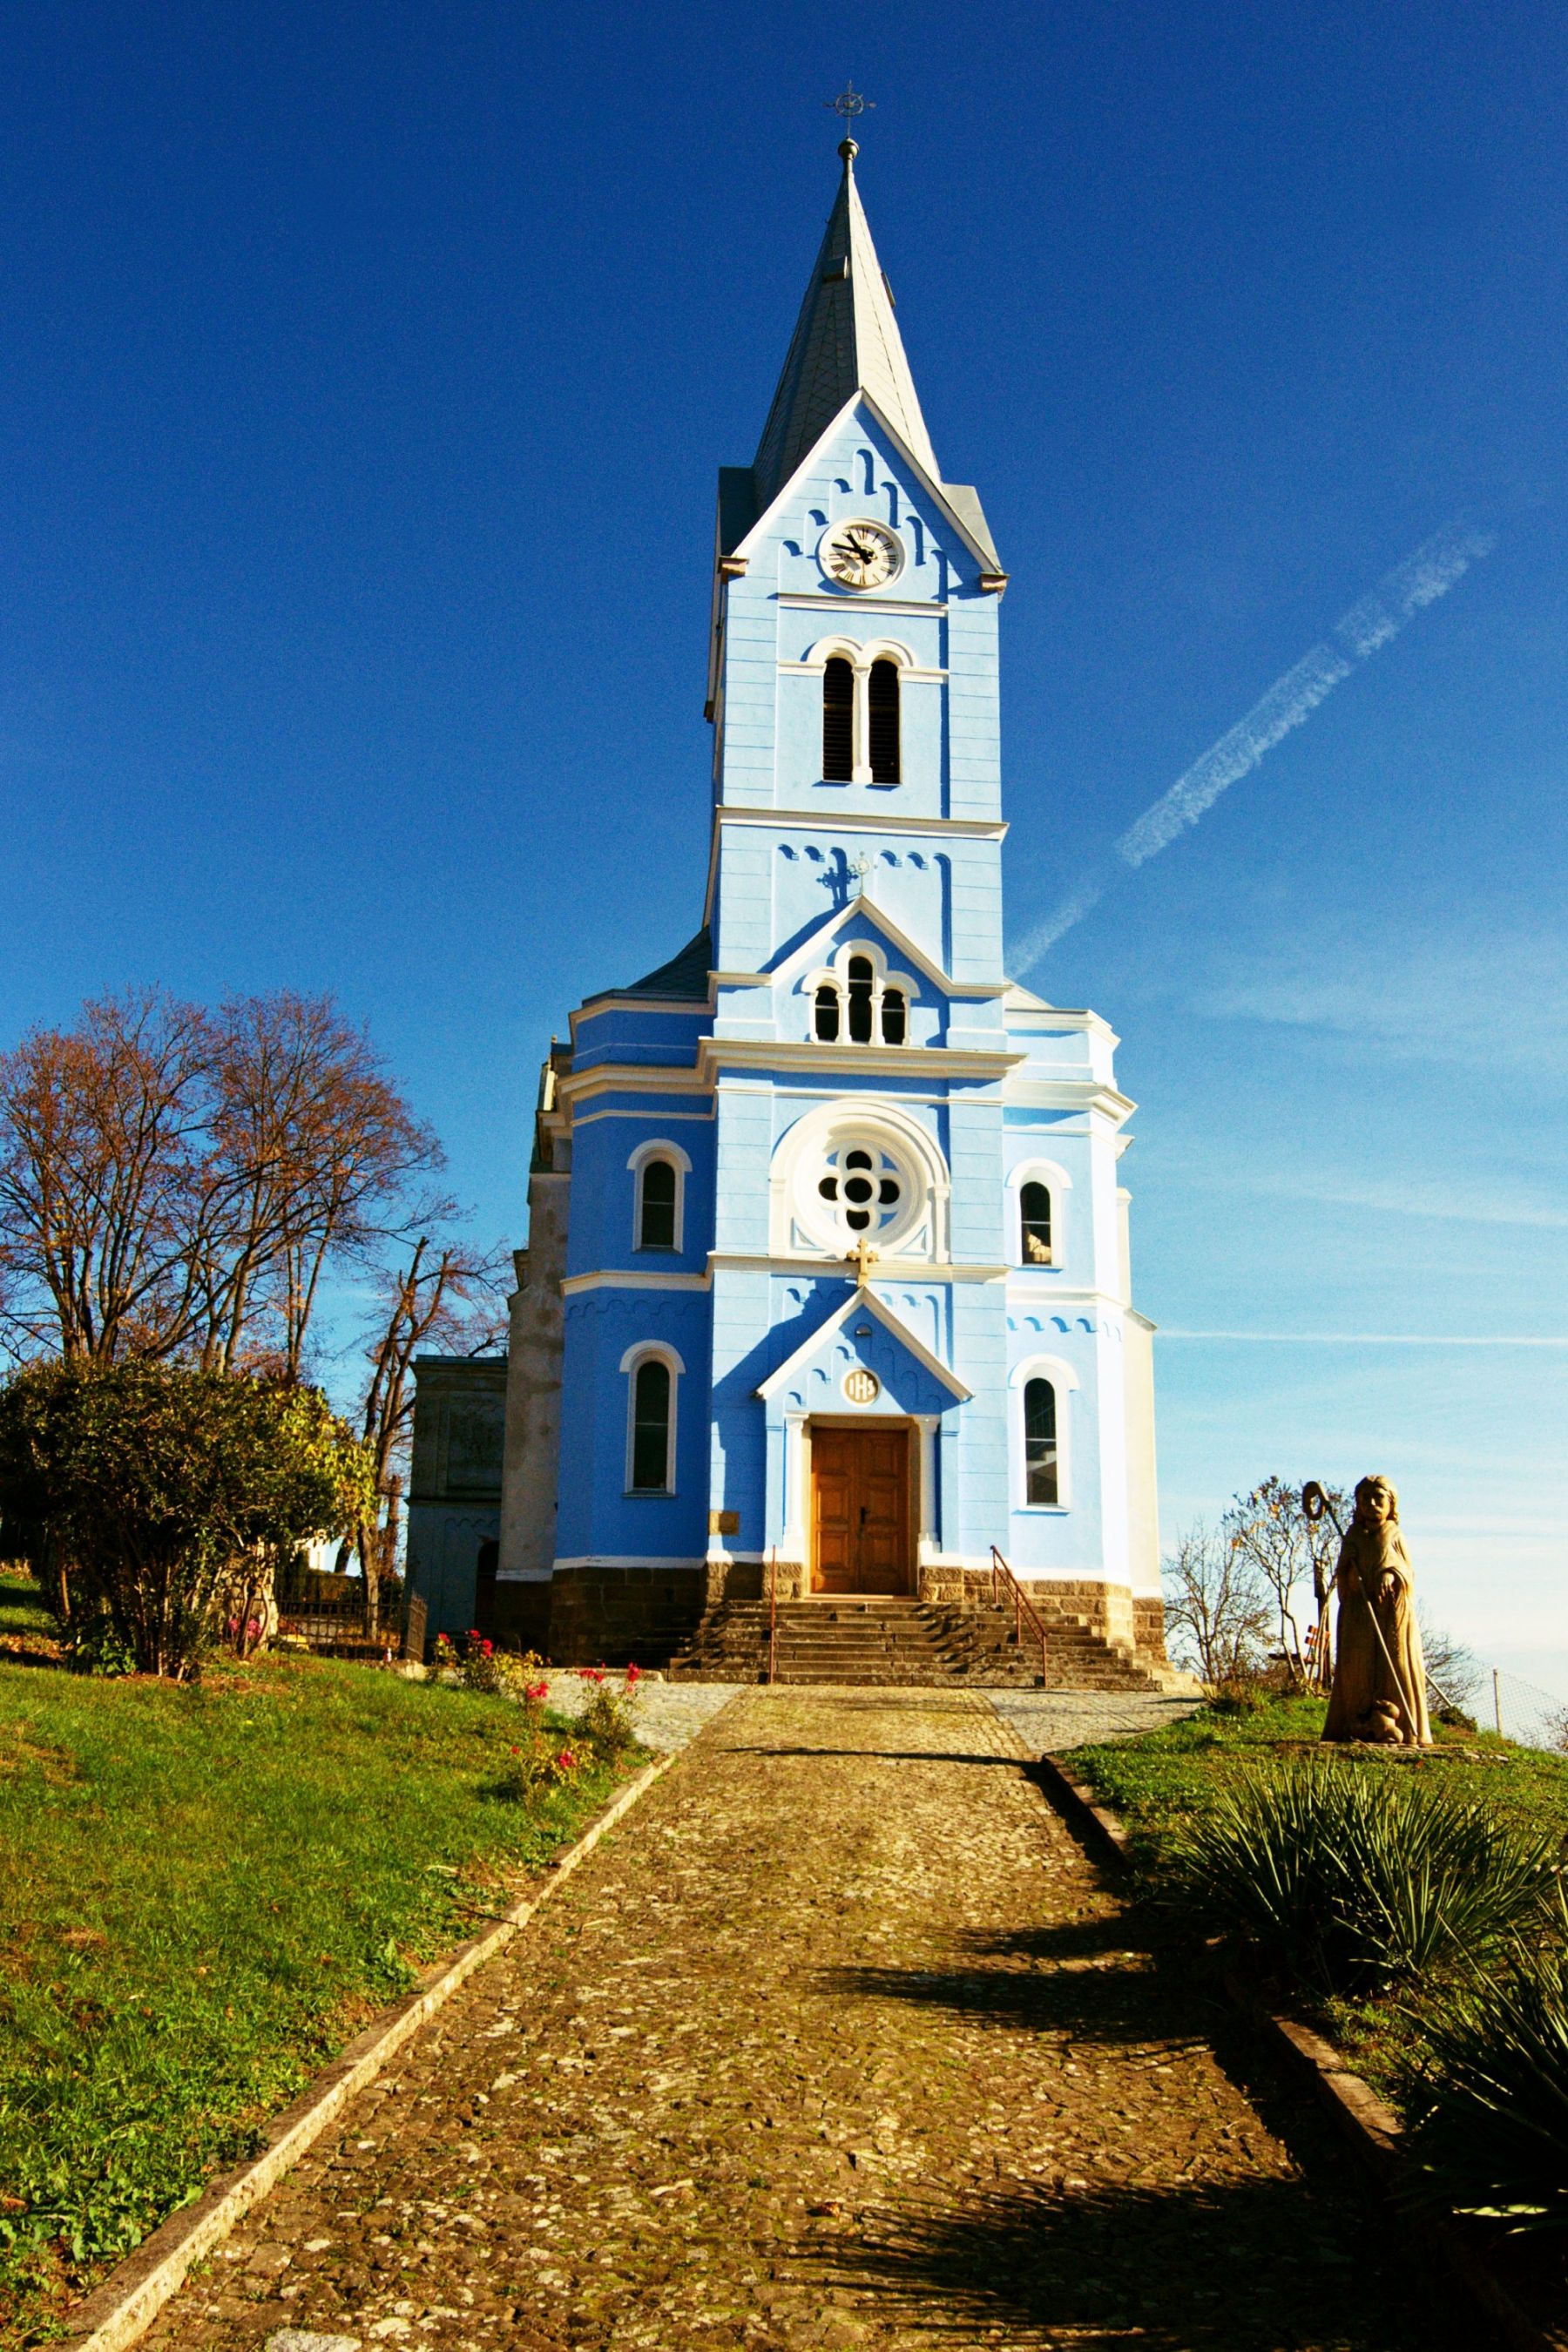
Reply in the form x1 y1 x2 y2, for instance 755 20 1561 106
989 1544 1049 1684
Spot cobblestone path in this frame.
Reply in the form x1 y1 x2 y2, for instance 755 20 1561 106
146 1690 1446 2352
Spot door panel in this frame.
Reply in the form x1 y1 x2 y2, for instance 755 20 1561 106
811 1424 911 1594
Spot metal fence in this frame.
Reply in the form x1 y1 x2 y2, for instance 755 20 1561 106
276 1576 410 1659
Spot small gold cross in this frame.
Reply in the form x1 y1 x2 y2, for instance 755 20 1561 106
850 1236 881 1285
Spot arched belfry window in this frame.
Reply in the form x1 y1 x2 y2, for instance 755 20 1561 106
809 946 917 1048
822 658 855 782
1024 1378 1058 1506
811 642 909 786
1020 1181 1053 1265
868 659 900 783
847 956 875 1044
639 1158 677 1250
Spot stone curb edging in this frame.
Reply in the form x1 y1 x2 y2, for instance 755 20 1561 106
1031 1747 1566 2352
52 1752 678 2352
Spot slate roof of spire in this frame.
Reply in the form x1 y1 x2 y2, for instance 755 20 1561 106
731 144 1000 574
610 924 713 1002
753 141 941 504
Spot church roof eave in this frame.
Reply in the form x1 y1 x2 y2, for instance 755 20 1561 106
755 1284 972 1403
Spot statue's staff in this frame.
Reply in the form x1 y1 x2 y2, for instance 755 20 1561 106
1301 1482 1420 1738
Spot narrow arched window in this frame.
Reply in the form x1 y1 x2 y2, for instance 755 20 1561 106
868 658 900 783
847 956 875 1044
881 987 906 1044
638 1158 677 1250
814 983 841 1042
630 1359 672 1493
1020 1181 1053 1265
1024 1378 1058 1506
822 658 854 781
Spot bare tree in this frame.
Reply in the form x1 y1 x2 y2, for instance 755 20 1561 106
0 987 442 1378
1419 1612 1482 1713
1226 1476 1347 1691
1162 1519 1272 1685
348 1234 509 1636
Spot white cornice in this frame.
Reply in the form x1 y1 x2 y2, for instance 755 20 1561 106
1003 1081 1136 1123
700 1039 1022 1083
711 1253 1008 1285
557 1067 713 1105
775 594 947 615
716 806 1006 840
560 1269 713 1295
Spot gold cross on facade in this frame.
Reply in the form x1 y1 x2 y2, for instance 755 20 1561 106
850 1235 881 1285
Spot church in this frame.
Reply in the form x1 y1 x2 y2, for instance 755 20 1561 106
407 139 1167 1682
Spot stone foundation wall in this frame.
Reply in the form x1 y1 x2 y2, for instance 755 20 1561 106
1132 1595 1170 1666
546 1564 707 1666
490 1578 554 1658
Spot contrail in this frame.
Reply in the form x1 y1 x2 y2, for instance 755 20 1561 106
1012 523 1496 970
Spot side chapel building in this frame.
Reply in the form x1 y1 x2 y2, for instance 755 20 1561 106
408 141 1166 1675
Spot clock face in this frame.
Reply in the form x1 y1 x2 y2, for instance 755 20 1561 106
821 518 903 592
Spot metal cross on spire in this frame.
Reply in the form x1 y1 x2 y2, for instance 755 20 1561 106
824 81 874 153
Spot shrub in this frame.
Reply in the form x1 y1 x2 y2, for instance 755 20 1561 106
1404 1952 1568 2234
574 1663 643 1764
1166 1761 1558 1997
0 1362 373 1680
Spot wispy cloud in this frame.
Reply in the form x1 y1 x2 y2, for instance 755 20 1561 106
1011 522 1496 971
1159 1330 1568 1346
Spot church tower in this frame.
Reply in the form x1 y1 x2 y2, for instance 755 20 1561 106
474 141 1164 1672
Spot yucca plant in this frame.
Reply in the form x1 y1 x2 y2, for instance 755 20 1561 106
1404 1955 1568 2234
1166 1762 1558 1997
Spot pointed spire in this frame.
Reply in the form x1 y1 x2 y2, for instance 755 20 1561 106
752 141 941 504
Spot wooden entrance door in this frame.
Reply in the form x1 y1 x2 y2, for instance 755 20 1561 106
811 1424 912 1595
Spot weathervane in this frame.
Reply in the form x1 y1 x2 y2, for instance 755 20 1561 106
825 82 874 151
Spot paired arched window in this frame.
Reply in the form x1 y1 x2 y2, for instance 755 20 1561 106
812 953 909 1045
1020 1181 1053 1265
820 652 902 784
1024 1378 1058 1507
638 1158 678 1250
622 1344 682 1495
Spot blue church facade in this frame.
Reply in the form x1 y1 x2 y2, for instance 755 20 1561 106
467 143 1165 1672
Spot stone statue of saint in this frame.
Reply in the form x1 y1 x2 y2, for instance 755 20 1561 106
1321 1476 1432 1747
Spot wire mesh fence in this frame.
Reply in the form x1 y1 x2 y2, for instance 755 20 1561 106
1477 1666 1568 1754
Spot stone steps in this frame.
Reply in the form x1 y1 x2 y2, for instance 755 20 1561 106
668 1596 1166 1692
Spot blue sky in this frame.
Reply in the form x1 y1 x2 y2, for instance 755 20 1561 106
2 1 1564 1683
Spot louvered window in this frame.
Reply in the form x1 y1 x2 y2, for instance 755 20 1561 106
868 658 901 782
822 658 854 781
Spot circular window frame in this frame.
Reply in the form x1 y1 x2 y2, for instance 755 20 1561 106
794 1125 925 1258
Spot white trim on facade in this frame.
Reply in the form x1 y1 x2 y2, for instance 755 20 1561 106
756 1286 971 1402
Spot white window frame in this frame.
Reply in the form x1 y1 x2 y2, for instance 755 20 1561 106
1006 1158 1072 1271
626 1139 692 1254
619 1342 684 1497
1008 1353 1078 1512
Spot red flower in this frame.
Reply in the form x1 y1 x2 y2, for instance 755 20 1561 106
625 1663 642 1685
557 1749 577 1772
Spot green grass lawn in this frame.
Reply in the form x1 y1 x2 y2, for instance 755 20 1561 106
1064 1693 1568 2105
0 1609 637 2344
1064 1692 1568 1858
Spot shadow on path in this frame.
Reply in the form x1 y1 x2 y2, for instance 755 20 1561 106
801 2173 1457 2351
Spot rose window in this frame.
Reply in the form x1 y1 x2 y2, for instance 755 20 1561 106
815 1143 905 1243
